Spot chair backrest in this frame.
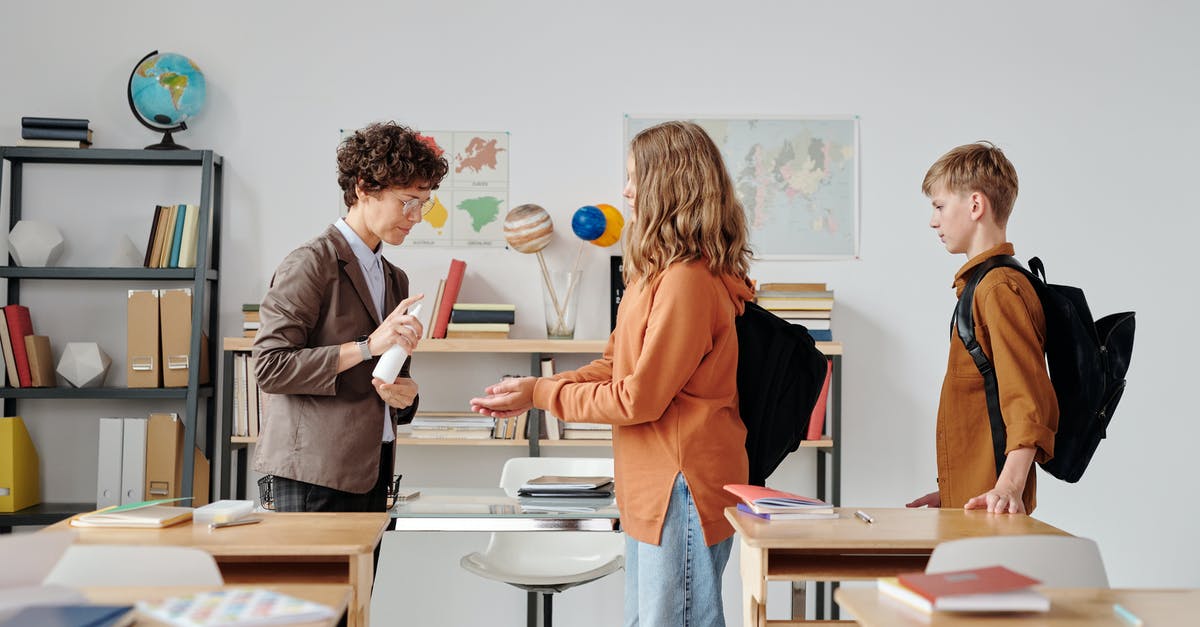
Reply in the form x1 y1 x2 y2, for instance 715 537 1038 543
485 457 623 576
925 535 1108 588
43 544 225 587
499 457 614 495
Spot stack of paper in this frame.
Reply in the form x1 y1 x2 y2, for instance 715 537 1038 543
878 565 1050 614
724 484 836 520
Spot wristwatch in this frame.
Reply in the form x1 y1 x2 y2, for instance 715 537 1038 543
354 335 372 361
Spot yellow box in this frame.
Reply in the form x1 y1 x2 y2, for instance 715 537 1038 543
0 416 41 512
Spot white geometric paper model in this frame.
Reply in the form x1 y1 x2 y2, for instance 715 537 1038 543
57 342 112 388
8 220 65 267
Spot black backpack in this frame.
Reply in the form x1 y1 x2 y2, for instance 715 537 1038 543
736 301 830 486
954 255 1135 483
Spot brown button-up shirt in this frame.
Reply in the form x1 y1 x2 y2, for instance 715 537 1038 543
937 243 1058 513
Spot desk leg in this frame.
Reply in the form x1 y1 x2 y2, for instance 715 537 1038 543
348 551 374 627
740 542 767 627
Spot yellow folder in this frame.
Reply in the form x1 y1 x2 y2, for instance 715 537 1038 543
0 416 40 512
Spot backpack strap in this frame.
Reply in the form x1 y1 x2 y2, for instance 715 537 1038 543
953 254 1025 479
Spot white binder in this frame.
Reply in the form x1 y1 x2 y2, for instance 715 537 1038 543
96 417 124 508
120 417 147 505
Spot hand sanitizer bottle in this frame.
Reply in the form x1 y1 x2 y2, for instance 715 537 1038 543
371 303 422 382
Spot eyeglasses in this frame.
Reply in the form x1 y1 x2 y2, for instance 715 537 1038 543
402 196 436 217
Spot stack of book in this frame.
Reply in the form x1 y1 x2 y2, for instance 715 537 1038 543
877 565 1050 614
242 304 260 338
18 116 93 148
560 422 613 440
230 352 262 438
446 303 515 339
143 204 202 268
755 282 833 341
724 483 837 520
408 413 498 439
0 304 56 388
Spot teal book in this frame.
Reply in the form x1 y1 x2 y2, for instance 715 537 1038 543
168 204 186 268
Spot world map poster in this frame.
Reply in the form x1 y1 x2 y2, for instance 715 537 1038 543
624 116 859 259
338 129 510 248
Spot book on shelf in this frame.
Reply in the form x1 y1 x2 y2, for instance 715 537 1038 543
450 304 516 324
445 330 509 339
21 126 93 142
69 498 194 529
756 296 834 310
758 282 826 292
168 205 187 268
446 322 511 333
878 565 1049 614
137 588 335 627
177 203 201 268
23 335 55 387
539 358 560 439
425 279 446 338
431 259 466 339
805 359 833 440
21 116 90 130
14 138 91 148
0 308 15 386
735 502 838 521
723 484 833 515
3 304 34 388
156 205 178 268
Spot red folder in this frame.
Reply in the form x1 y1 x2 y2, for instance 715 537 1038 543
432 259 466 339
3 305 34 388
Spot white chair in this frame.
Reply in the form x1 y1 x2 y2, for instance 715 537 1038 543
44 545 224 586
925 535 1108 587
460 457 624 627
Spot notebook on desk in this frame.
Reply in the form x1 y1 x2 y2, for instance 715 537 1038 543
517 475 614 498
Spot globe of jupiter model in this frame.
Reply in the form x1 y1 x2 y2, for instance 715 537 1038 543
503 204 554 253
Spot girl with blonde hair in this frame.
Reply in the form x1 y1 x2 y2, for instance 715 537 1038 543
473 120 753 626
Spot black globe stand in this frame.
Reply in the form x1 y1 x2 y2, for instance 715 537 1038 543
146 127 188 151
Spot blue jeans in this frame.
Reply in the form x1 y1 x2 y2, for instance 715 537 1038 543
624 473 733 627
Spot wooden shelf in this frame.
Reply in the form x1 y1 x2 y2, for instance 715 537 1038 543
541 439 613 447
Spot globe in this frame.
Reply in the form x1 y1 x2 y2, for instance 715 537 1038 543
127 50 207 150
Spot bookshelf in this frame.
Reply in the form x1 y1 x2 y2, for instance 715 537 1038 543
219 337 842 503
0 147 221 532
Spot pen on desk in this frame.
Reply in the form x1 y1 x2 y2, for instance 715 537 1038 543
1112 603 1143 626
854 510 874 524
209 517 262 530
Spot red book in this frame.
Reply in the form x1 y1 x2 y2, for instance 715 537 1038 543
723 484 832 514
898 566 1041 602
805 359 832 440
3 305 35 388
431 259 466 339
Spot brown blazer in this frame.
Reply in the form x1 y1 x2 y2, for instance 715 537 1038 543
252 225 417 493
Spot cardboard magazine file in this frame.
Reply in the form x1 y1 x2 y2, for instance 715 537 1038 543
127 289 161 387
144 411 211 506
0 416 40 512
159 288 209 387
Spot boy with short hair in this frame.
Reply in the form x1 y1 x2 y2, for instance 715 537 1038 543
906 141 1058 514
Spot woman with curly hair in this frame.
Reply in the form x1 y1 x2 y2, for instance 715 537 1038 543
254 121 448 512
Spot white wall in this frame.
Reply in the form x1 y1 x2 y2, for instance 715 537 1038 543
3 0 1197 624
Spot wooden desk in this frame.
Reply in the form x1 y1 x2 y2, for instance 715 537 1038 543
50 512 388 627
836 587 1200 626
82 583 352 627
725 507 1068 626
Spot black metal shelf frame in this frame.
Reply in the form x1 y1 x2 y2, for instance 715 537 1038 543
0 146 223 531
